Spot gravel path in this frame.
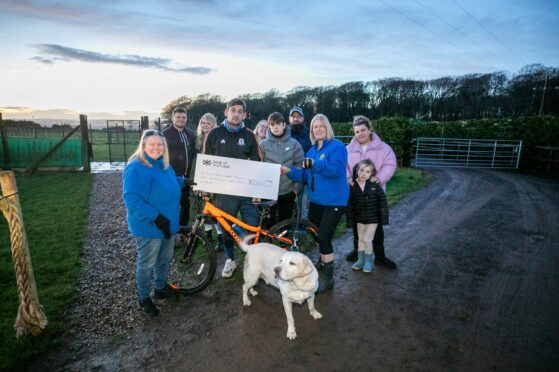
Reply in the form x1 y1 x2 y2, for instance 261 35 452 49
62 173 163 348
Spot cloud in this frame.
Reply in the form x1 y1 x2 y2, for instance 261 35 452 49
32 44 213 74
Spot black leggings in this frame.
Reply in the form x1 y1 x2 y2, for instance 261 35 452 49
308 202 346 255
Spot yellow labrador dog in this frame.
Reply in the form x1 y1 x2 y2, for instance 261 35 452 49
239 234 322 340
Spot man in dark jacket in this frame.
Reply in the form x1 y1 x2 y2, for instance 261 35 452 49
204 98 262 278
288 106 311 220
288 106 311 154
162 107 196 227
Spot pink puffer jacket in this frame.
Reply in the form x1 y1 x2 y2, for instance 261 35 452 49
346 133 397 191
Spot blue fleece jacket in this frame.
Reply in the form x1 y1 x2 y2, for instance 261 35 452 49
122 155 184 238
287 139 349 206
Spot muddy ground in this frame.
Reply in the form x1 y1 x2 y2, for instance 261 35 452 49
31 168 559 371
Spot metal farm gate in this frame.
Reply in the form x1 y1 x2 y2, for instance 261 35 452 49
105 120 142 164
414 137 523 169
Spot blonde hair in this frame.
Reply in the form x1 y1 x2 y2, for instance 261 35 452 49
128 130 170 169
196 113 217 151
309 114 335 144
253 120 269 143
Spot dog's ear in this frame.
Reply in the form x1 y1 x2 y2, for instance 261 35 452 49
299 257 313 278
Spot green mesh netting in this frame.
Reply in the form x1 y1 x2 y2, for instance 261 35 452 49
0 138 82 168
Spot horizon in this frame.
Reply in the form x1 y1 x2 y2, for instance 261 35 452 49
1 0 557 118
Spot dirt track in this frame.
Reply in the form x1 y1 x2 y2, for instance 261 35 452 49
35 168 559 371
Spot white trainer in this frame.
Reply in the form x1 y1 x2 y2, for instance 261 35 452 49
221 258 237 278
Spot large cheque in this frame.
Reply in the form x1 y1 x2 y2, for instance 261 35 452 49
193 154 280 200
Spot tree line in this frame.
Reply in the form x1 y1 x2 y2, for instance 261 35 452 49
161 64 558 129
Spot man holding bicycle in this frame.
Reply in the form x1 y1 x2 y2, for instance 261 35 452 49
203 98 262 278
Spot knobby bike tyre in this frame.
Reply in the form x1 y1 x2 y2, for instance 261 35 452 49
168 231 217 295
268 218 320 253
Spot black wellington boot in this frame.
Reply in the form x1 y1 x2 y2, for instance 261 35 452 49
346 238 358 262
316 262 334 294
373 245 397 270
346 223 359 262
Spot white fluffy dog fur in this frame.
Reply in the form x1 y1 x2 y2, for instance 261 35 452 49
239 234 322 340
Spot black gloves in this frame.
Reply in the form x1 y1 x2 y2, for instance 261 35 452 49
154 214 171 239
302 158 314 169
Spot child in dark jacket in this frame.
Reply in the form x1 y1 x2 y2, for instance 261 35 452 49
349 159 389 272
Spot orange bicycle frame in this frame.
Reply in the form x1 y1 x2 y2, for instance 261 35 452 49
201 200 292 246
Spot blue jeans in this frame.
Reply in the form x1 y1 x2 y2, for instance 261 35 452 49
215 195 259 260
134 236 175 301
299 186 309 220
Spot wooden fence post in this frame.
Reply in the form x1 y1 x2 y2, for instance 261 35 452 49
80 115 91 172
0 113 11 170
0 171 48 337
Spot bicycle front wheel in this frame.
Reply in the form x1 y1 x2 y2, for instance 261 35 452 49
268 218 320 254
168 231 217 295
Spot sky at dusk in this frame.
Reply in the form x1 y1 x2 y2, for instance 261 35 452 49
1 0 558 119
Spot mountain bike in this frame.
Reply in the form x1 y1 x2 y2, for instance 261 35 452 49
168 192 320 295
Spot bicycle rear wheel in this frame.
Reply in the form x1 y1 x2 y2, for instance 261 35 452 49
168 231 216 295
268 218 320 254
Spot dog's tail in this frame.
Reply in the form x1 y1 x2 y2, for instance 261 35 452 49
238 234 256 253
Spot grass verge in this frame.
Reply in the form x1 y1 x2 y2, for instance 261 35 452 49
0 172 92 371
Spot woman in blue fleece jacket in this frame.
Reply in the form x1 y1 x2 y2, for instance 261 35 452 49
122 129 184 316
281 114 349 294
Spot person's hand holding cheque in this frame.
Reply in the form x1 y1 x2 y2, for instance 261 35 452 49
280 166 291 174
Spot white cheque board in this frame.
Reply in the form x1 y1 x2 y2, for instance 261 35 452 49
193 154 280 200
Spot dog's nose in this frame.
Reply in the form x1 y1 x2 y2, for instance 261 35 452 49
274 266 281 274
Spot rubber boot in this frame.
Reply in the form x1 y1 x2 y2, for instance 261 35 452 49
314 257 324 271
351 251 365 271
346 237 358 262
316 261 334 294
215 233 224 252
373 245 397 270
363 253 373 273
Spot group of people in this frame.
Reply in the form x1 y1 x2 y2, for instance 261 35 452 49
122 98 398 316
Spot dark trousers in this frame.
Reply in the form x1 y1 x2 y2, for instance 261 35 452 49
308 202 346 255
179 187 190 227
264 192 296 229
215 194 259 260
352 223 384 252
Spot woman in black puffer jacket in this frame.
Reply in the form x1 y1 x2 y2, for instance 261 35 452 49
348 159 389 273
